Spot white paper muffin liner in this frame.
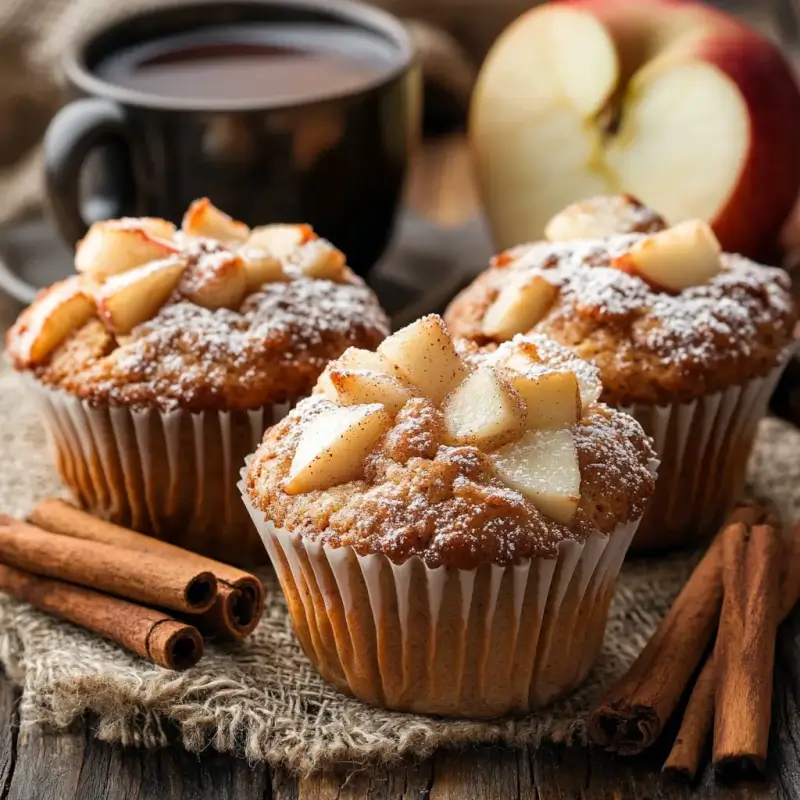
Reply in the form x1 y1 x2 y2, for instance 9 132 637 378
27 378 293 565
621 352 792 550
239 460 656 717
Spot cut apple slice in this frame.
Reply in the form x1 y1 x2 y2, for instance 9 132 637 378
10 276 95 366
612 220 722 292
505 368 581 430
182 198 249 243
482 275 558 341
544 195 666 241
378 315 468 405
75 221 179 281
246 224 316 260
285 403 392 494
96 256 187 334
291 239 347 282
326 369 413 414
239 248 286 290
337 347 395 375
126 217 177 240
180 252 247 310
492 428 581 523
443 367 524 449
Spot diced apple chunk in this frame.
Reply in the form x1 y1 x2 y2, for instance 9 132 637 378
75 221 179 281
95 256 187 334
378 315 468 404
544 195 666 241
326 369 413 414
127 217 177 240
246 224 315 259
337 347 395 375
505 368 581 429
285 403 392 494
10 276 95 366
180 252 247 310
492 428 581 523
612 220 722 292
443 367 524 449
482 276 558 341
239 248 286 290
291 239 347 282
182 198 249 243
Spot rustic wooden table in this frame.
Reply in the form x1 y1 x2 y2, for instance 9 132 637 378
1 135 798 799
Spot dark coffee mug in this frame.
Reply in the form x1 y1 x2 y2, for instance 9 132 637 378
44 0 418 274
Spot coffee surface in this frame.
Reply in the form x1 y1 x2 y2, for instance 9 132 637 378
96 23 395 102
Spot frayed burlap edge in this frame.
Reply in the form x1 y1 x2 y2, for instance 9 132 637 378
1 349 798 774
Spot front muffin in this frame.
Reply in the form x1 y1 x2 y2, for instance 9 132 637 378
243 314 656 717
445 196 796 550
6 200 389 564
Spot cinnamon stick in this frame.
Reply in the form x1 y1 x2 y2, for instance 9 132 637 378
712 523 781 779
588 505 762 755
664 523 800 781
30 499 263 638
0 563 202 670
0 519 217 614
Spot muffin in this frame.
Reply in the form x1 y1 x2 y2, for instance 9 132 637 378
6 200 389 564
445 195 796 550
242 314 656 716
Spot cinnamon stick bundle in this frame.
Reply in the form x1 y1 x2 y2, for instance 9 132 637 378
588 505 762 755
0 519 217 614
664 523 800 781
30 499 263 638
0 563 203 670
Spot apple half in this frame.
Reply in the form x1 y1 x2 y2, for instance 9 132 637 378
470 0 800 257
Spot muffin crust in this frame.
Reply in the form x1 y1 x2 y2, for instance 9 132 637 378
246 394 656 569
445 236 796 405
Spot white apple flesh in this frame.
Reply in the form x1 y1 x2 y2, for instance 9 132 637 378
284 403 392 494
612 219 722 291
378 315 468 405
470 0 800 257
505 368 582 430
491 428 581 523
182 198 249 243
442 367 524 450
326 369 413 414
482 275 558 340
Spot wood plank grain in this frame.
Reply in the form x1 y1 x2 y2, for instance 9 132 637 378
430 746 521 800
771 606 800 799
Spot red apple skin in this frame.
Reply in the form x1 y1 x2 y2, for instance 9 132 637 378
560 0 800 260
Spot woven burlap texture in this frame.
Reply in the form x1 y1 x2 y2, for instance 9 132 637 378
0 315 797 774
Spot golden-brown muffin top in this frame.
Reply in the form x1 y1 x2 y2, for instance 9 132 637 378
445 197 796 405
6 201 389 411
246 315 656 568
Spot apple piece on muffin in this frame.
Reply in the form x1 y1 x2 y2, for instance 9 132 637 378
178 251 248 310
95 256 188 334
182 197 250 243
482 275 558 340
442 366 524 449
324 369 414 414
285 403 393 494
612 219 722 292
491 428 581 523
239 249 286 290
545 194 666 242
8 276 95 367
75 220 179 281
246 223 315 259
504 368 582 430
378 315 468 404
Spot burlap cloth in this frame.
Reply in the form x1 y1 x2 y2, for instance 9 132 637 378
1 299 799 774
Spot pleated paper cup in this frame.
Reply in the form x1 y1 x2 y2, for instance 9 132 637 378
240 470 651 717
622 352 792 551
28 378 294 566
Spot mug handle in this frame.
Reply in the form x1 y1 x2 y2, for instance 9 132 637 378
44 97 136 244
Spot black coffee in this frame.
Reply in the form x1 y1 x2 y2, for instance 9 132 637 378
95 24 395 103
